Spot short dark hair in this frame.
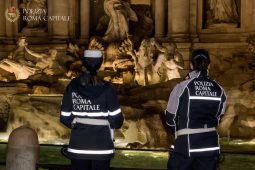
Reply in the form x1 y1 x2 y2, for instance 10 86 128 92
190 49 210 71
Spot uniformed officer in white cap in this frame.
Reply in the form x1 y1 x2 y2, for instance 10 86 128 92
60 49 124 170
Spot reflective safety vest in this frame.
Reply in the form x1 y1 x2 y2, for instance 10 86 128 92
166 70 227 157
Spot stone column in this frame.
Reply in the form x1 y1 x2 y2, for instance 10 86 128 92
5 0 18 43
48 0 69 39
0 0 6 37
68 0 76 38
189 0 199 42
168 0 190 41
154 0 166 38
80 0 90 42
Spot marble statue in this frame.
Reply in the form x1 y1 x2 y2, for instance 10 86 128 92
88 37 105 51
119 38 184 85
0 59 36 80
103 0 138 42
152 39 184 81
88 37 108 69
66 41 80 59
19 0 47 28
0 36 64 80
65 41 84 78
207 0 239 25
25 47 63 76
0 37 37 80
9 36 34 66
120 38 159 85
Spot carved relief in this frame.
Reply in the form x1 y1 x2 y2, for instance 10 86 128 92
0 36 64 81
94 0 153 43
19 0 48 33
102 0 138 42
119 38 184 85
205 0 240 28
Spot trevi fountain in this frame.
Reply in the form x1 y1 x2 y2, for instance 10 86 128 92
0 0 255 169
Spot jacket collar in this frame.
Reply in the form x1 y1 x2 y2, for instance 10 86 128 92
188 70 209 79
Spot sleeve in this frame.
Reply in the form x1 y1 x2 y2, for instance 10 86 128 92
165 83 185 134
217 89 227 123
60 84 74 128
107 85 124 129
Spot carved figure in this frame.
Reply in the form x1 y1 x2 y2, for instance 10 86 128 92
88 37 105 51
120 38 159 85
0 59 37 80
152 39 184 81
25 47 63 76
19 0 47 28
66 41 80 59
120 38 184 85
103 0 138 42
207 0 239 25
0 37 37 80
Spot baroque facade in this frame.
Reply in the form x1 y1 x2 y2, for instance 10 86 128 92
0 0 253 42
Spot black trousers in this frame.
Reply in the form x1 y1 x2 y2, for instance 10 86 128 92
71 159 111 170
167 152 218 170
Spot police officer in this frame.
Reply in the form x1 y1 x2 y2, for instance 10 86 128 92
60 50 124 170
165 49 227 170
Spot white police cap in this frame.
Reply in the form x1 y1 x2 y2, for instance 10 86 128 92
84 50 102 58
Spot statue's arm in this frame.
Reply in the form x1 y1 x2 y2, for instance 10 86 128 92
155 42 166 53
25 47 43 59
174 51 184 68
151 38 166 53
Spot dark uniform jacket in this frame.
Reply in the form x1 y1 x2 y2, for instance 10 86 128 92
166 70 227 157
60 74 124 160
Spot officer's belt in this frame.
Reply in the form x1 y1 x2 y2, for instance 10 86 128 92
73 118 110 126
176 127 216 137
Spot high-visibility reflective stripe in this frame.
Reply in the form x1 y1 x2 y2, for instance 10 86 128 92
166 122 175 126
72 112 108 117
61 111 71 116
189 96 221 101
68 148 114 154
72 108 121 117
109 108 121 116
189 147 219 152
176 127 216 136
165 110 176 126
73 118 109 126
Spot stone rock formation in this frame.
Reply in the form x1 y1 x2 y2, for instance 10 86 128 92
0 79 180 148
3 95 70 144
0 96 10 132
214 40 255 139
116 79 180 148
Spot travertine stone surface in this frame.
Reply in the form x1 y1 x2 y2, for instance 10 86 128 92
168 0 190 40
0 1 5 37
80 0 90 41
154 0 166 38
6 126 39 170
